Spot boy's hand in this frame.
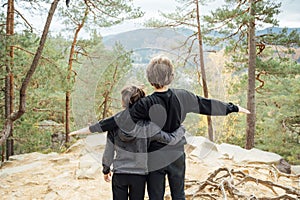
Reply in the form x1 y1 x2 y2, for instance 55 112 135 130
104 172 112 182
69 127 91 136
69 131 79 136
237 106 251 114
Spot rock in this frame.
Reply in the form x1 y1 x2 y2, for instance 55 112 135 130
217 143 282 164
0 184 9 189
0 160 15 168
0 162 43 177
66 139 85 154
291 165 300 175
37 120 63 127
24 180 40 186
75 153 102 179
12 190 24 198
186 136 221 160
44 191 59 200
49 157 70 165
66 134 106 156
276 159 291 174
51 131 66 150
0 172 8 178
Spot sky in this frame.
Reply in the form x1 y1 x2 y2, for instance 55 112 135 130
98 0 300 36
9 0 300 37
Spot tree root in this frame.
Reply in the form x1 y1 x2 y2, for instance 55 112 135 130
184 167 300 200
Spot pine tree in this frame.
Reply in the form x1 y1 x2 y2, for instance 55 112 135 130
203 0 299 149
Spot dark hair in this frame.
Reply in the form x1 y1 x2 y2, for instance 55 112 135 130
121 85 145 108
146 55 174 89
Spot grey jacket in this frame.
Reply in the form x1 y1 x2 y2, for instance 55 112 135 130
101 120 185 175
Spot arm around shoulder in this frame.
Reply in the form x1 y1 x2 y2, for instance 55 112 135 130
152 125 186 145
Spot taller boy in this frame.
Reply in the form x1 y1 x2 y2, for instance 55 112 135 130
127 55 249 199
91 55 250 200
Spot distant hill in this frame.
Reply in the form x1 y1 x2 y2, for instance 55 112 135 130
103 28 191 50
103 27 300 49
257 27 300 35
103 27 300 63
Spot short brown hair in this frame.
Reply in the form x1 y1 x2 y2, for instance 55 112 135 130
121 85 145 108
146 55 174 89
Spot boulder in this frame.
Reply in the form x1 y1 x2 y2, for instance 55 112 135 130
217 143 282 164
186 136 223 168
291 165 300 175
75 153 102 179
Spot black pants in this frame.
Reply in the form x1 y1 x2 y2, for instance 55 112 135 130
147 152 186 200
112 173 147 200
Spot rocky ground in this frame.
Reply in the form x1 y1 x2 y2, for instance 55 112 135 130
0 134 299 200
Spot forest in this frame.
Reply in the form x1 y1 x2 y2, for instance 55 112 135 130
0 0 299 167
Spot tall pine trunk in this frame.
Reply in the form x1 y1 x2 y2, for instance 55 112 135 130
65 7 88 143
4 0 15 160
246 0 256 149
195 0 214 141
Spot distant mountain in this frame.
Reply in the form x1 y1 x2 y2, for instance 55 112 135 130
257 27 300 35
103 28 191 50
103 27 300 50
103 27 300 49
102 27 300 63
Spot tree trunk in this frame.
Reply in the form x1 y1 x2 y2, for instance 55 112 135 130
65 7 88 143
0 0 61 146
195 0 214 141
65 91 70 142
246 0 256 149
5 74 14 159
101 64 119 119
5 0 15 159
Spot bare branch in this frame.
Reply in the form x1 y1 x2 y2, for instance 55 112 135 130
14 9 33 32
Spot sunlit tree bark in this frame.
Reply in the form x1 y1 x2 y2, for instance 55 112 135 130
246 0 256 149
4 0 14 160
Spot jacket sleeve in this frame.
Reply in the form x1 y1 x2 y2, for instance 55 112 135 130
89 110 132 133
102 131 115 174
174 89 239 116
151 125 186 145
89 116 117 133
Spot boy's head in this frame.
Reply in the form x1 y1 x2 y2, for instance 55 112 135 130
121 85 145 108
146 55 174 89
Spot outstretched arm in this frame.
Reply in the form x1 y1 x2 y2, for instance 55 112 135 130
69 126 91 136
175 89 250 116
70 112 122 136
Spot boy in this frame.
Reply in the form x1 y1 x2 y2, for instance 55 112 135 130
70 85 185 200
126 55 249 199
